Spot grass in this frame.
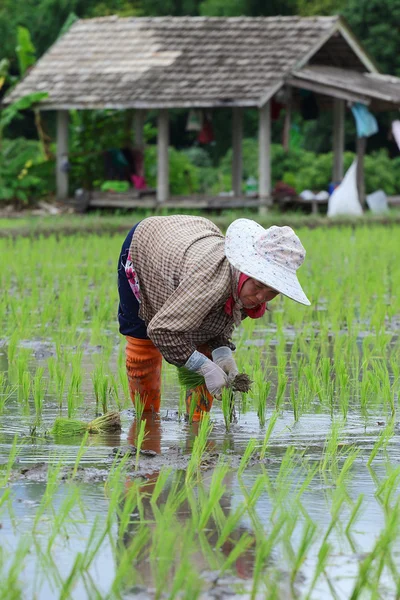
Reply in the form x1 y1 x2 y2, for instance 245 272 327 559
0 221 400 597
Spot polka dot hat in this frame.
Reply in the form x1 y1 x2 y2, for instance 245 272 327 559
225 219 311 306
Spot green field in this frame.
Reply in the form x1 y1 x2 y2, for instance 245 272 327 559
0 221 399 599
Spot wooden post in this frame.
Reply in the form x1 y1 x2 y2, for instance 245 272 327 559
134 109 146 149
157 109 169 203
332 98 345 184
232 107 243 197
56 110 69 201
282 88 292 152
258 101 271 214
356 136 367 208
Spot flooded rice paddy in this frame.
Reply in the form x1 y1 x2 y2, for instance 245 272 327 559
0 225 399 599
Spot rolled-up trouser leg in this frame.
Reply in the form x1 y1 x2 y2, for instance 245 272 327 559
185 344 214 422
126 335 162 413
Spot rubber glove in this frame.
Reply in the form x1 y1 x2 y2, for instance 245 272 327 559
212 347 239 384
185 350 228 399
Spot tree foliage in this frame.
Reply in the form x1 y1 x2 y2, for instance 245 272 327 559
343 0 400 76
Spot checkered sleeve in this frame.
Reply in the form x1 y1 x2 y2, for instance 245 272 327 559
147 254 231 366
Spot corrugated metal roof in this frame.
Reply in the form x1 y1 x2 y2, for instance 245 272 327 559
5 15 340 109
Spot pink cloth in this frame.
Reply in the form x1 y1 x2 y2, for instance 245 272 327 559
125 252 141 302
224 274 266 320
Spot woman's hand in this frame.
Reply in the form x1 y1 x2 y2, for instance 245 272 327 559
198 359 228 399
212 347 239 384
185 351 228 399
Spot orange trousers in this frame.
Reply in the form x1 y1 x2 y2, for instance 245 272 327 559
125 336 213 421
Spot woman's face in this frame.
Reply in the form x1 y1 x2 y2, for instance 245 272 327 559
239 278 280 308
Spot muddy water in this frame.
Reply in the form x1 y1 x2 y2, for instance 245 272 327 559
1 338 400 599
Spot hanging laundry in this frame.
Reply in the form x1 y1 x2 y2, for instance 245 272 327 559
186 109 202 132
271 98 284 120
391 120 400 151
198 113 214 144
351 103 378 138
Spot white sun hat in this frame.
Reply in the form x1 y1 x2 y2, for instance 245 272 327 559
225 219 311 306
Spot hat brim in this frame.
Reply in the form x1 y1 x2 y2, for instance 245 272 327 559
225 219 311 306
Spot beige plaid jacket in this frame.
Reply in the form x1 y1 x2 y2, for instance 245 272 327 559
130 215 244 366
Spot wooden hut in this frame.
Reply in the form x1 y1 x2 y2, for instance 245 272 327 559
6 15 400 211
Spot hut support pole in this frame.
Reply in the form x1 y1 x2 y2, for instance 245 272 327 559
332 98 345 184
56 110 69 201
134 109 145 148
232 107 243 197
157 109 169 203
258 101 271 214
356 136 367 208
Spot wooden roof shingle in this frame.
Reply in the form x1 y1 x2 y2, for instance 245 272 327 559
5 15 340 109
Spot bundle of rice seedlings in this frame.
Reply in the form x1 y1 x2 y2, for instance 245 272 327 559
51 411 121 437
177 367 252 395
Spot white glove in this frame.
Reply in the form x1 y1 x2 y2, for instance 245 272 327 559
212 347 239 385
185 351 228 399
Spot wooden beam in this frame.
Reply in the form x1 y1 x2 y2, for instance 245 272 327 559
332 98 345 183
258 101 271 214
157 109 169 203
356 136 367 208
134 109 146 148
232 107 243 197
56 110 69 201
287 77 370 105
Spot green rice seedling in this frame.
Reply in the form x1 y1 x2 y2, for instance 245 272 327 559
0 373 16 414
345 494 364 548
118 361 130 404
66 384 78 419
349 501 400 599
108 372 122 410
320 419 343 473
15 349 30 388
336 359 350 419
0 435 20 487
135 418 147 471
250 511 286 600
51 411 121 437
253 368 271 427
375 465 400 514
111 527 151 596
238 438 258 475
259 409 279 460
290 516 317 591
69 351 83 395
186 388 199 424
275 372 288 409
177 365 252 394
133 391 145 421
92 364 110 413
178 387 186 420
336 447 360 489
221 387 235 431
305 540 331 600
186 413 213 483
32 367 46 420
367 419 395 466
20 371 30 409
7 331 19 365
198 462 230 529
290 380 301 422
70 432 89 480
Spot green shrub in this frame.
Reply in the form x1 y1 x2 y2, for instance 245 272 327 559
218 139 400 195
144 145 199 195
0 138 48 204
